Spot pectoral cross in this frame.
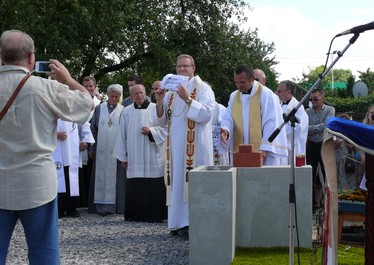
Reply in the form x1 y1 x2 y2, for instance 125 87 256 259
108 119 112 127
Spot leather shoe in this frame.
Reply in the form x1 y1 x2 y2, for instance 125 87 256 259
170 229 179 236
179 226 189 238
66 210 80 218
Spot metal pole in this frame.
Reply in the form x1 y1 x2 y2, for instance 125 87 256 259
331 51 337 90
268 33 361 265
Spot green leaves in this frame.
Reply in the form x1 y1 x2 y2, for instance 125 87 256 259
0 0 278 104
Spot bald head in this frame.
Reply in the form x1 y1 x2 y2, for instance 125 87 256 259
151 80 161 89
0 30 35 69
254 69 266 85
130 84 147 106
150 80 161 103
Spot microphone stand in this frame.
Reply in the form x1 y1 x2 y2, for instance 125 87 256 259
288 114 299 265
268 33 360 265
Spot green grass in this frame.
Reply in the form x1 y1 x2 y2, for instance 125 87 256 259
231 245 364 265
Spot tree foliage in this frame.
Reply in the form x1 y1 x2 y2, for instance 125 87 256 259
298 65 353 90
358 68 374 94
0 0 277 104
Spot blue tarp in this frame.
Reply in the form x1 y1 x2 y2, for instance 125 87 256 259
326 116 374 154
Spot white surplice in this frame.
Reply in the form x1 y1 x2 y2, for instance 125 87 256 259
53 120 94 196
281 97 309 165
155 76 215 230
113 103 167 178
220 81 288 165
94 102 124 204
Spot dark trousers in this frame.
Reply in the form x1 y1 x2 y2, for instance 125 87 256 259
306 141 326 204
78 158 93 208
58 166 78 214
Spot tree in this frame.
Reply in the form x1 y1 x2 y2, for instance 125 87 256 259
358 68 374 94
0 0 277 104
345 74 355 98
298 65 353 98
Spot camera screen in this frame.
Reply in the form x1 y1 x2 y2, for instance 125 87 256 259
38 62 51 72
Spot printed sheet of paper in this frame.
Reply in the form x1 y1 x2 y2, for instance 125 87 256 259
161 74 189 91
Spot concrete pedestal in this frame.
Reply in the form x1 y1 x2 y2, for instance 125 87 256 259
188 165 312 265
189 166 237 265
236 166 312 248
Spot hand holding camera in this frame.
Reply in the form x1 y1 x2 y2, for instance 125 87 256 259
35 60 93 102
35 60 74 85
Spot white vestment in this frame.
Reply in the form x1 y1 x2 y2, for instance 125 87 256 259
155 76 215 230
53 120 71 193
94 103 124 204
281 97 309 165
212 102 230 166
68 124 80 196
53 120 94 196
220 81 288 165
113 103 167 178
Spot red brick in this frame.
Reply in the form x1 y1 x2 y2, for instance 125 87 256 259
233 144 263 167
239 144 253 153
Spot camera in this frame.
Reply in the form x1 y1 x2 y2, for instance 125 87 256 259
35 61 51 73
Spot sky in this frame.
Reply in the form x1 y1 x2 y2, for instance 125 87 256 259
242 0 374 82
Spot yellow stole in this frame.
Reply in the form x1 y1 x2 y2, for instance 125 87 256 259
232 84 263 152
164 76 202 205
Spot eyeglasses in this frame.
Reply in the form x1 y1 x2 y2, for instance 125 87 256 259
176 65 193 69
151 87 160 90
309 97 320 101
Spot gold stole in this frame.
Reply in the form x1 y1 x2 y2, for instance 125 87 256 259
164 76 202 205
232 84 263 152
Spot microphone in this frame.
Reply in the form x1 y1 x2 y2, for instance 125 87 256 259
336 21 374 37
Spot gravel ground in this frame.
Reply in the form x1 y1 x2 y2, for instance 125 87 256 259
6 208 189 265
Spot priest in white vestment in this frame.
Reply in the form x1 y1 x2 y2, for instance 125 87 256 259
89 84 125 215
113 84 167 222
155 54 215 236
220 64 288 165
276 80 309 165
53 119 94 217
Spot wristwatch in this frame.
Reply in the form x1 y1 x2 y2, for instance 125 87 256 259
185 97 192 104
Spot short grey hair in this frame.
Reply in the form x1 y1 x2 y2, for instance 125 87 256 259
0 29 34 64
107 84 123 94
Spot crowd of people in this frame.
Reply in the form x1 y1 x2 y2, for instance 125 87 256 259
0 29 370 264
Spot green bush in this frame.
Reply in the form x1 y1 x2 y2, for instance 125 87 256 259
325 93 374 114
